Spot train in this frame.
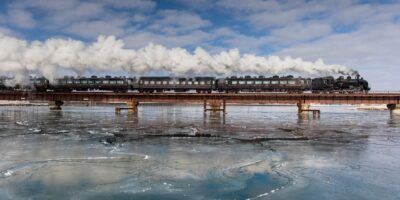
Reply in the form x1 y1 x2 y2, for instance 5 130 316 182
0 74 370 93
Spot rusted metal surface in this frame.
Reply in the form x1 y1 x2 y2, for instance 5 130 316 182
0 91 399 105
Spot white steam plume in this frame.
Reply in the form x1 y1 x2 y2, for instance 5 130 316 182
0 33 357 83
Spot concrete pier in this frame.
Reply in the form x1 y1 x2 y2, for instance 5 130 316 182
387 104 400 115
297 101 310 114
297 101 320 117
49 100 64 110
115 99 139 113
204 100 226 114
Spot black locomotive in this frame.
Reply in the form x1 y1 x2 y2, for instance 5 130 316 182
311 74 370 93
0 74 370 93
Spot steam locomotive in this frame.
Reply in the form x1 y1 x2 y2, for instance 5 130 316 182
0 75 370 93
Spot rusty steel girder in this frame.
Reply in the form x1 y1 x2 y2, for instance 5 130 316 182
0 91 399 105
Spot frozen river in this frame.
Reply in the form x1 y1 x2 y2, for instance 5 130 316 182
0 104 399 199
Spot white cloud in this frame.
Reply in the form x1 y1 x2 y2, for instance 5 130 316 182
216 0 281 13
123 30 211 49
9 0 80 11
7 8 36 29
277 23 400 90
6 0 154 37
67 19 127 38
47 2 105 26
266 22 332 45
146 10 211 35
101 0 155 10
0 26 14 35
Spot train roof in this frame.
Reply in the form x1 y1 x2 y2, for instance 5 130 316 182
139 76 215 80
139 76 172 80
58 76 125 80
226 75 301 79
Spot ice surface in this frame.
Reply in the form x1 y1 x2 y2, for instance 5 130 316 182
0 105 398 199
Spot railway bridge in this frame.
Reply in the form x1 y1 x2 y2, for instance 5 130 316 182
0 91 399 115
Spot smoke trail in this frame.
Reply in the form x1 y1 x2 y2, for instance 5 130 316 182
0 33 357 84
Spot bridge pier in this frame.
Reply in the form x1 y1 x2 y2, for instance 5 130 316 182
115 99 139 113
387 104 400 115
204 99 226 114
297 101 320 117
297 101 310 114
49 100 64 110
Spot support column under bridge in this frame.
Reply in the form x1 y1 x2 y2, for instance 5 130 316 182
115 99 139 113
297 101 320 117
49 100 64 110
204 99 226 114
387 104 400 115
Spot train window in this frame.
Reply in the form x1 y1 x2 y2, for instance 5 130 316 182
73 80 80 84
255 80 262 84
194 81 199 85
239 81 246 84
88 80 94 84
246 81 253 84
150 81 155 84
187 81 192 85
271 80 279 84
156 81 161 84
264 80 270 84
231 81 237 85
117 80 124 84
81 80 88 84
144 81 149 84
288 81 296 85
96 80 102 84
163 81 168 84
280 81 288 84
103 80 110 84
67 80 73 84
110 80 117 84
169 81 175 84
200 81 205 84
300 80 304 84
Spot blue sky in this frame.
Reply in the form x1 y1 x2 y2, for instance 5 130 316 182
0 0 399 90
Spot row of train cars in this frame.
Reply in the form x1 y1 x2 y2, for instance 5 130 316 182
0 75 370 93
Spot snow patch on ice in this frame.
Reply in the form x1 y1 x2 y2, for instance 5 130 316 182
1 170 14 177
15 121 28 126
188 127 198 136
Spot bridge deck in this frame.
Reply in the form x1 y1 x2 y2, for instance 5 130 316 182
0 91 399 105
